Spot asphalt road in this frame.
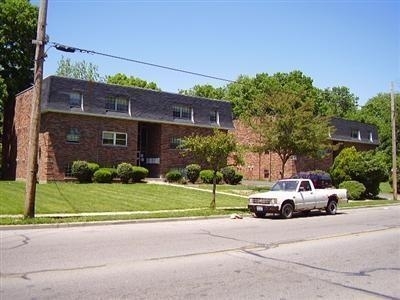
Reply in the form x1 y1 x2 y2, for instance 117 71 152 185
1 206 400 300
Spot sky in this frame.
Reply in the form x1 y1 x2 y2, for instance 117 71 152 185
32 0 399 106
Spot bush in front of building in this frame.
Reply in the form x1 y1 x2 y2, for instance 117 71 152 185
200 170 223 184
88 162 100 175
339 180 366 200
117 163 134 183
329 147 388 198
93 168 113 183
131 166 149 183
221 166 243 185
165 170 183 183
72 160 93 183
185 164 201 184
103 168 118 180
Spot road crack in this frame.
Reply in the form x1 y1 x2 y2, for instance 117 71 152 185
0 264 107 280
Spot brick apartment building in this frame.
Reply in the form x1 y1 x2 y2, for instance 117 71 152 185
13 76 379 182
14 76 234 182
234 117 379 181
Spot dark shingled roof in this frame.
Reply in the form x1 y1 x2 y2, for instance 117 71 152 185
330 117 379 145
41 76 234 129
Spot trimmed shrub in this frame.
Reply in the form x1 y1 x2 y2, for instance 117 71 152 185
88 162 100 175
166 170 183 183
329 147 388 198
221 166 243 185
200 169 223 184
93 168 113 183
117 163 134 183
185 164 201 184
131 166 149 183
71 160 92 183
231 173 243 185
103 168 118 180
339 180 366 200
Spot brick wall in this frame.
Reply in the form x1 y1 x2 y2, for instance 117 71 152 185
231 120 296 180
39 112 139 181
232 120 337 181
159 124 214 176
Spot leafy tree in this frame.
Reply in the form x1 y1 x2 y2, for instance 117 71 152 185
180 129 240 209
240 72 330 178
226 73 272 118
0 75 7 126
0 0 38 179
353 93 399 163
315 86 359 118
106 73 160 91
56 56 102 81
227 71 318 119
179 84 226 99
329 147 388 198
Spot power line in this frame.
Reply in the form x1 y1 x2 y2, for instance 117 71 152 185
49 41 319 102
50 42 236 84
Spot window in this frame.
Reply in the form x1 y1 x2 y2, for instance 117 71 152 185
102 131 127 146
64 163 73 177
300 181 312 191
105 96 129 113
210 110 219 124
368 131 373 142
173 105 192 120
66 128 80 143
351 129 360 140
69 92 82 108
170 137 183 149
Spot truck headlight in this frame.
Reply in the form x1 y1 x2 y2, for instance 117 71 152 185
270 198 278 204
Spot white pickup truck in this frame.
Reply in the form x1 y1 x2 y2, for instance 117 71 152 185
248 179 348 219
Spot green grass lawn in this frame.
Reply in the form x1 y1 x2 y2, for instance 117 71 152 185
0 181 397 225
0 181 247 215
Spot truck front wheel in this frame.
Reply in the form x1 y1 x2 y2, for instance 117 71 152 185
326 200 337 215
280 203 294 219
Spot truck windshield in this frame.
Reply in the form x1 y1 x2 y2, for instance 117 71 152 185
271 180 299 192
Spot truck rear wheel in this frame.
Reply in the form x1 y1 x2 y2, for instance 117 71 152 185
326 200 337 215
280 203 294 219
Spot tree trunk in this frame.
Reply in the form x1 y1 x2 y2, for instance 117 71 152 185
279 155 290 179
210 170 217 209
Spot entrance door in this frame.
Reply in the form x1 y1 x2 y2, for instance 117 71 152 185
137 122 161 177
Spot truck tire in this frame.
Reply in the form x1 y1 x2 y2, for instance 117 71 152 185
326 200 337 215
280 202 294 219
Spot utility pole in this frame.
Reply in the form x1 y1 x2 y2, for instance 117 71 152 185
24 0 48 218
391 82 398 201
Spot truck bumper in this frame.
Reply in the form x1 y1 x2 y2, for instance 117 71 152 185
248 205 280 214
